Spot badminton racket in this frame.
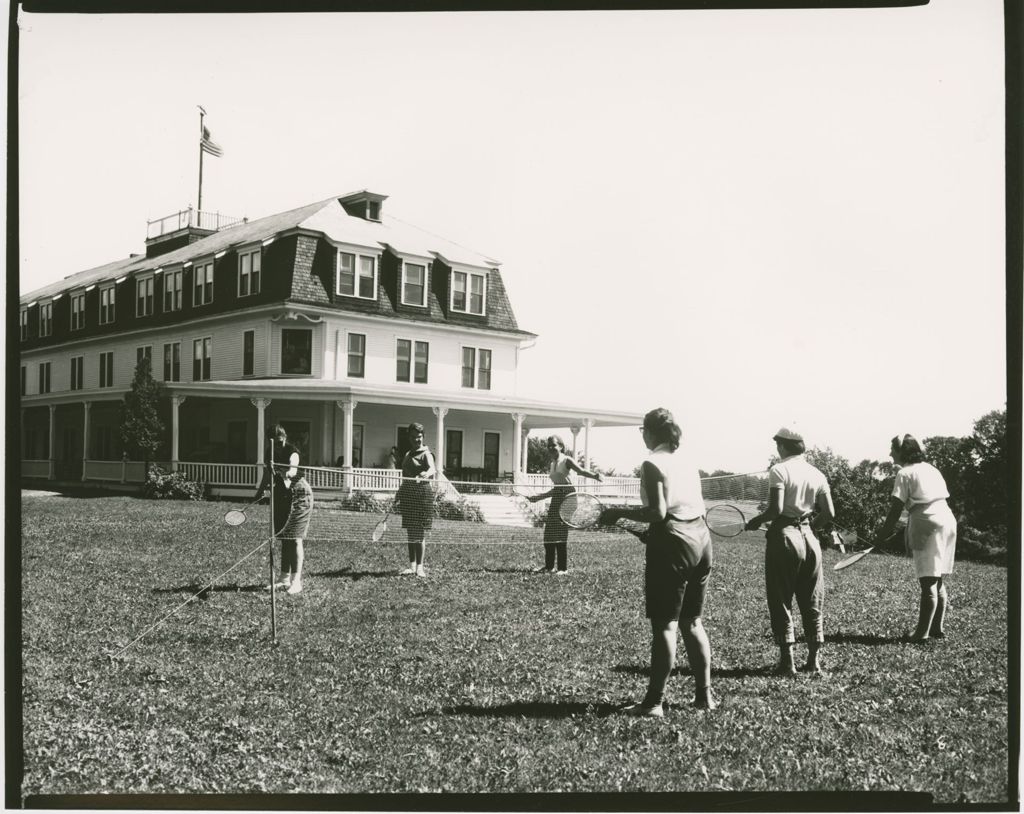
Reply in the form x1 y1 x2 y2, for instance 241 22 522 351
557 492 649 541
497 480 522 499
703 504 749 538
224 496 266 526
371 510 391 543
833 528 901 571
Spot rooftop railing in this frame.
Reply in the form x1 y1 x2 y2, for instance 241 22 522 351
146 207 247 240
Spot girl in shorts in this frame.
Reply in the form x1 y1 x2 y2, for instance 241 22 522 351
599 408 717 715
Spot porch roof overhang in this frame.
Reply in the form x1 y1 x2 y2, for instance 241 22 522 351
166 379 643 429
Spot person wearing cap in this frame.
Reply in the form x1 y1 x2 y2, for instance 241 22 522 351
745 427 835 675
872 434 957 642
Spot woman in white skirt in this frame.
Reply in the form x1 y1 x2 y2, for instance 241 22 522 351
874 434 957 642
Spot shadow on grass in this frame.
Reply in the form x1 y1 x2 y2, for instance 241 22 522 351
440 700 624 719
827 633 911 645
153 583 265 598
612 663 775 678
309 567 396 581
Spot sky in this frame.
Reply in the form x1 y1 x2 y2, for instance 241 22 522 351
15 2 1008 475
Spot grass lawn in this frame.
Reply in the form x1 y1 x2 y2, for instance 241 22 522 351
18 493 1011 803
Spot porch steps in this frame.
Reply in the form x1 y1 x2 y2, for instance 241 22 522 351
463 493 539 529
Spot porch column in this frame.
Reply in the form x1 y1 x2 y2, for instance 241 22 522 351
432 406 448 476
583 418 594 469
47 404 56 480
570 426 581 461
251 398 271 466
321 402 331 465
336 399 357 489
511 413 525 481
81 401 91 481
171 396 187 471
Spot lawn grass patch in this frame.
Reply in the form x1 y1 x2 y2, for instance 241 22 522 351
19 494 1010 801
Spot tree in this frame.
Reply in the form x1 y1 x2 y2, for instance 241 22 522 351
526 436 550 473
120 356 166 470
970 408 1008 529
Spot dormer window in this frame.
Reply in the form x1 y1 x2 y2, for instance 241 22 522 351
39 301 53 337
238 247 261 297
20 308 28 340
338 190 387 222
336 250 377 300
194 260 214 306
99 284 116 324
451 270 486 316
136 275 154 317
401 261 428 307
70 292 86 330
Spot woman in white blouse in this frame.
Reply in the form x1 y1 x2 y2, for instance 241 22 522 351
874 434 957 642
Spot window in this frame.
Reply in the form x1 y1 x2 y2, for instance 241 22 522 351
281 329 312 375
20 308 28 340
38 362 51 393
163 342 180 382
239 249 261 297
39 302 53 337
163 270 183 312
336 251 377 299
451 271 486 315
347 333 366 378
396 339 429 384
243 330 255 376
193 338 212 381
461 347 493 390
402 262 427 307
194 261 214 306
99 352 114 388
70 356 84 391
367 201 381 221
136 346 153 369
478 349 492 390
461 347 476 388
21 366 26 396
99 285 116 324
136 276 154 317
71 293 86 330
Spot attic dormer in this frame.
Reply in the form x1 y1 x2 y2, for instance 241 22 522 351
338 190 387 222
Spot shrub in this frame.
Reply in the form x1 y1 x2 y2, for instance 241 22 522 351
434 493 485 523
337 490 391 514
142 465 207 501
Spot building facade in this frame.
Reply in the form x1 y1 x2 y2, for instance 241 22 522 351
19 190 642 492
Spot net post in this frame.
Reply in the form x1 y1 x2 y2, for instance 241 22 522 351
268 441 278 645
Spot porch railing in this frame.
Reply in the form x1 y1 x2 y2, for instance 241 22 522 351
178 461 260 487
519 473 641 500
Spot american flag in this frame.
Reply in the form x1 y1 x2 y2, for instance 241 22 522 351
201 125 224 157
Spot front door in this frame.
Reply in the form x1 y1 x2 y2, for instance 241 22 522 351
59 427 82 480
483 432 500 481
445 430 463 476
227 421 247 463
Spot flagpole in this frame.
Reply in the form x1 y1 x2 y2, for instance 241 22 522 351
197 105 206 213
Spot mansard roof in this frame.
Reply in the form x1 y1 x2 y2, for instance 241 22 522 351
20 195 502 305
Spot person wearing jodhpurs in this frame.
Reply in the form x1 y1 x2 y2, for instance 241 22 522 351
746 428 835 676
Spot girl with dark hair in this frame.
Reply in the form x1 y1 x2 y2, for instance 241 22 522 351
396 422 437 578
526 434 603 575
874 434 957 641
745 427 834 675
598 407 717 714
254 424 313 594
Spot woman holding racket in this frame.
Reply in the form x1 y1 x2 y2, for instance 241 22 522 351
873 434 957 642
745 428 834 676
396 423 437 578
254 424 313 595
597 408 717 715
526 435 603 575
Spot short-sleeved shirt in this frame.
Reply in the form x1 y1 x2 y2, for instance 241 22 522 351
892 462 950 508
768 454 830 518
642 443 705 522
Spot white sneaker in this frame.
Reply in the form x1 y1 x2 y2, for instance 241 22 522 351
533 566 552 574
286 579 303 595
416 565 427 578
400 566 417 576
555 569 569 577
281 573 293 588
